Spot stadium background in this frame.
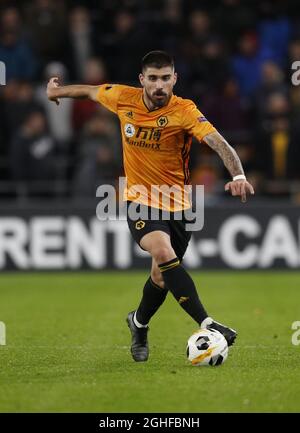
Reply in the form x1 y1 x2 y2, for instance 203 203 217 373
1 0 300 415
1 0 300 270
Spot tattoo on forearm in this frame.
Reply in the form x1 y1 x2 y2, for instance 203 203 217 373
203 132 244 177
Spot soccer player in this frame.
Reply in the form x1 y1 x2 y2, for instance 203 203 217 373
47 51 254 362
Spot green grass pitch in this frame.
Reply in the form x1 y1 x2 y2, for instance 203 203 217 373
0 271 299 413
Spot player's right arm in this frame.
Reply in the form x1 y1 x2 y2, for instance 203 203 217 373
47 78 125 115
46 77 99 105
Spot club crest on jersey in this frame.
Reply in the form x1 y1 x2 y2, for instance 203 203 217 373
157 116 168 128
124 123 135 138
126 111 133 119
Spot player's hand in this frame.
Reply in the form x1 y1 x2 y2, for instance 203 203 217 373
47 77 60 105
225 179 255 203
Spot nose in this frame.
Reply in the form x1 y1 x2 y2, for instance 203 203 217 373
155 79 164 89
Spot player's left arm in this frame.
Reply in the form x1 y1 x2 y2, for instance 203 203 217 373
203 131 255 203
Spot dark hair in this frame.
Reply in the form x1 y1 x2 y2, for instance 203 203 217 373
141 50 174 71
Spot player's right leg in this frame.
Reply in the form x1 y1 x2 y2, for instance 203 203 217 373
126 201 172 361
135 258 168 325
126 258 168 362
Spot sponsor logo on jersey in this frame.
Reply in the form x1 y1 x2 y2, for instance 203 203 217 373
197 116 207 122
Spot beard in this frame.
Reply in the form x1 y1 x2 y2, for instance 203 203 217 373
146 89 170 108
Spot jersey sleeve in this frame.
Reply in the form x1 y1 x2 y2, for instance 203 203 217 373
96 84 127 114
181 100 216 142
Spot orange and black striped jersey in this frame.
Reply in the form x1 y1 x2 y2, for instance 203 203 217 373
96 84 216 211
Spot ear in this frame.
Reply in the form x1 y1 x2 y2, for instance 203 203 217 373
173 72 178 86
139 73 144 87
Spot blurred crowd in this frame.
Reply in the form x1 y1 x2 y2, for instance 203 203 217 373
1 0 300 202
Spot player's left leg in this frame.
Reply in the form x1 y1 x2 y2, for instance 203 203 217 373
168 217 237 346
141 230 209 327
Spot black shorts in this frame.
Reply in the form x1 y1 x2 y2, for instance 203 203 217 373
126 201 194 261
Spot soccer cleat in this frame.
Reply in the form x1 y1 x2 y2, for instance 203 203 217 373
126 311 149 362
202 317 237 347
